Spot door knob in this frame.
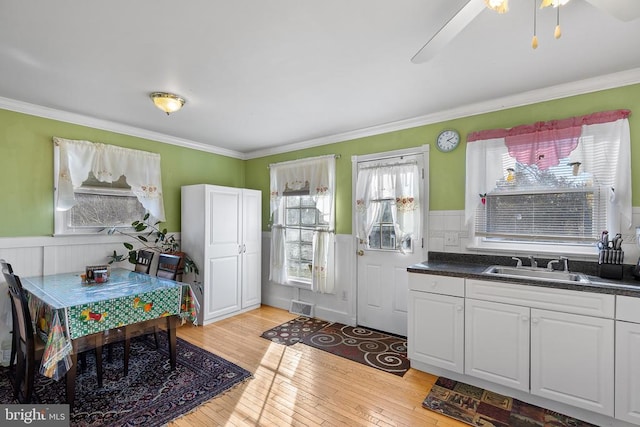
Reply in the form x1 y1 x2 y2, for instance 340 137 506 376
357 249 365 256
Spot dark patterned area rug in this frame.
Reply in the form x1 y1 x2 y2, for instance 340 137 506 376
260 316 331 345
423 377 598 427
0 331 251 427
300 322 409 377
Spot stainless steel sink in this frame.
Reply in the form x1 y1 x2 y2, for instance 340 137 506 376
482 265 591 284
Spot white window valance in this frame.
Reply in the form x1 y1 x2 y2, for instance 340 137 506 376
54 137 166 221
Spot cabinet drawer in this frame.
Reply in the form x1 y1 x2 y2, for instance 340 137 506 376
466 279 614 318
617 295 640 323
409 273 464 297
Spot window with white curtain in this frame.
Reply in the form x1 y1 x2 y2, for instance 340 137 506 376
269 155 336 293
355 159 422 252
465 110 631 250
53 137 165 235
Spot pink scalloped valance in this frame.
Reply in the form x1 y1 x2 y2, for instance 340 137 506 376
467 109 631 142
466 109 631 170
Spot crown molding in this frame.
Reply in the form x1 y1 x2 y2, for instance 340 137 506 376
0 96 245 159
244 67 640 159
2 67 640 161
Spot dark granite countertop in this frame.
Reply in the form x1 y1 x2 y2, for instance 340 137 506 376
408 252 640 297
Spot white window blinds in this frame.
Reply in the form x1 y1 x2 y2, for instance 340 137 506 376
465 110 631 244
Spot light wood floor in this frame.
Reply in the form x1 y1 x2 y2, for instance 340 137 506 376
169 305 466 427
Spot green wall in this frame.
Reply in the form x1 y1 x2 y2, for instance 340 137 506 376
246 83 640 235
2 83 639 238
0 109 245 237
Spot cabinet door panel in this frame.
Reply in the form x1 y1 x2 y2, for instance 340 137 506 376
241 189 261 308
205 256 241 319
408 291 464 373
531 309 614 416
465 299 530 391
615 321 640 424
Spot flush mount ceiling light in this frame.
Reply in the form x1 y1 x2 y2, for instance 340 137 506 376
150 92 186 115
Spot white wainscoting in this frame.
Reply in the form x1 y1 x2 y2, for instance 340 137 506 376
0 234 149 277
261 232 357 326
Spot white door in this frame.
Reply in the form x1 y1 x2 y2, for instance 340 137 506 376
353 147 428 337
408 290 464 373
530 308 614 416
465 298 530 392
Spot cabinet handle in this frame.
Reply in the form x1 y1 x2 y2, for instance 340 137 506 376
243 244 247 253
238 245 243 254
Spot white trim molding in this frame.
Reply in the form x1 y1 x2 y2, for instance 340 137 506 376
1 68 639 160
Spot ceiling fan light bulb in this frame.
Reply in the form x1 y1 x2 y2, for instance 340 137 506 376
554 24 562 38
531 35 539 49
485 0 509 13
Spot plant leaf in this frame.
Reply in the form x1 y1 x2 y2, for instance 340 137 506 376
124 242 134 250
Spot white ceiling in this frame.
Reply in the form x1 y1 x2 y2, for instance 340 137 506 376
1 0 640 159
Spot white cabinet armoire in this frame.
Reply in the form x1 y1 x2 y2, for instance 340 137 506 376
181 184 261 325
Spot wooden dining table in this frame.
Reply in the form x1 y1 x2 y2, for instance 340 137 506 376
21 268 198 408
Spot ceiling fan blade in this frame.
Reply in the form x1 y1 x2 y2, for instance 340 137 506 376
411 0 486 64
584 0 640 22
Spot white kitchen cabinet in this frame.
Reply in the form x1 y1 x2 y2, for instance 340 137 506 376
465 298 530 392
181 184 261 325
408 274 464 374
616 296 640 425
466 279 615 417
530 308 614 416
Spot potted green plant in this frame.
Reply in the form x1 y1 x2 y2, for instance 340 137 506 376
106 213 199 276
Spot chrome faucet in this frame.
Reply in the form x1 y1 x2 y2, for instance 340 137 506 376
547 256 570 271
547 259 561 270
512 257 523 267
528 256 537 268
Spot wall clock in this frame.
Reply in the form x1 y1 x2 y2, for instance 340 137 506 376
436 129 460 152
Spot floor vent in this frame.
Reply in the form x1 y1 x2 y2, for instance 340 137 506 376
289 300 314 317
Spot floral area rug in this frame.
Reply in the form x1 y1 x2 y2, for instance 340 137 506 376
0 331 251 427
423 377 599 427
260 316 331 346
300 322 410 377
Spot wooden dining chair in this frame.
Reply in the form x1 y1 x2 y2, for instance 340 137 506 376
1 263 104 403
156 253 182 280
1 259 18 373
122 253 182 376
107 250 155 363
134 250 154 274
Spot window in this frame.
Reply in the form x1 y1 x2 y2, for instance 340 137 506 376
355 159 422 253
284 194 329 281
269 155 336 292
53 137 165 235
465 110 631 252
55 173 149 234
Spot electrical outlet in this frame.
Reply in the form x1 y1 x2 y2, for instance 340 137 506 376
444 232 459 246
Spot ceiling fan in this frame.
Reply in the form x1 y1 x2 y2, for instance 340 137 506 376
411 0 640 64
